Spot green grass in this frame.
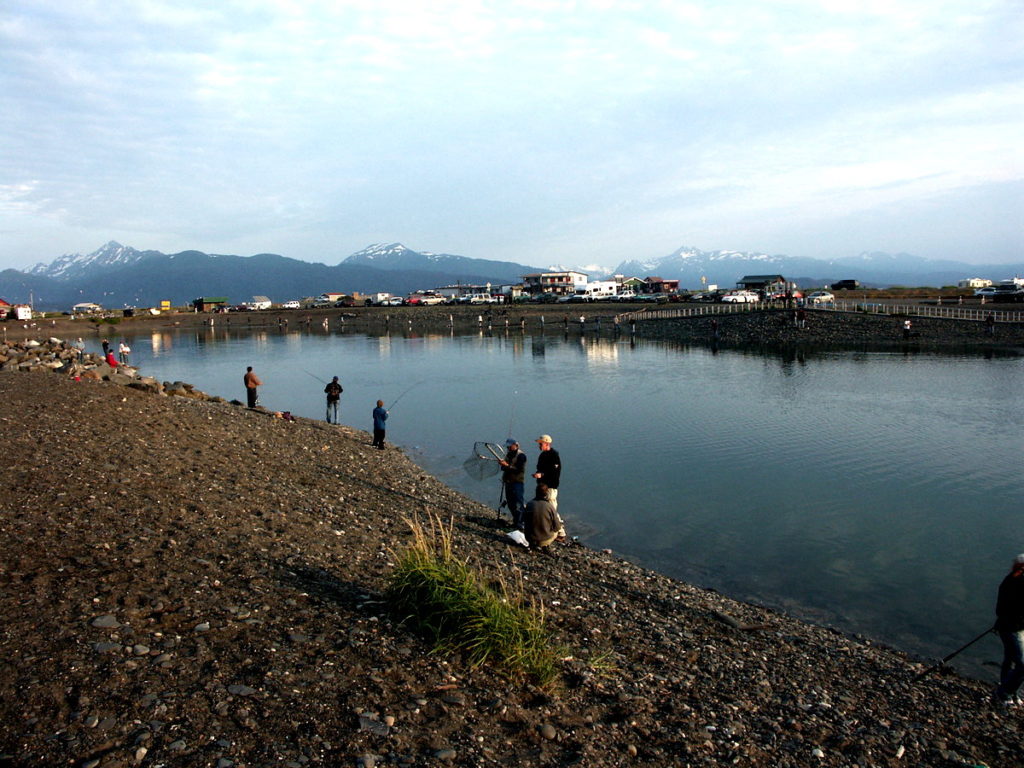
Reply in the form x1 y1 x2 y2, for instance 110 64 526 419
385 515 562 686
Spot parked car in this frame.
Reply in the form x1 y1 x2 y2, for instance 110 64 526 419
280 300 301 310
530 293 559 304
382 296 405 306
334 297 356 308
807 291 835 304
721 291 759 303
974 286 997 298
557 294 590 303
830 279 860 290
633 293 668 303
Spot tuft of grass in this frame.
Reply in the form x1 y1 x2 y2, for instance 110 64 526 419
385 515 561 686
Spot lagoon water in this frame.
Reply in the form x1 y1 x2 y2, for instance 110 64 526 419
118 324 1023 678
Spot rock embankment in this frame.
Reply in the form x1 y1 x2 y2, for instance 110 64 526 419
0 343 1021 768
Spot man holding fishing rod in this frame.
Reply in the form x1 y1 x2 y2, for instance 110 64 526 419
993 553 1024 708
324 376 343 424
499 438 527 530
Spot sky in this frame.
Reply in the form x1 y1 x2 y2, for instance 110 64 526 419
2 0 1022 272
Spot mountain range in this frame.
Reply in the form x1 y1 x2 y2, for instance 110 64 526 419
2 241 1021 311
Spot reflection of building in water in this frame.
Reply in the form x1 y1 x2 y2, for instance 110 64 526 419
149 332 173 355
581 337 621 368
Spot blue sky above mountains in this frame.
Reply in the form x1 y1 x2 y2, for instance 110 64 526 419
1 1 1022 271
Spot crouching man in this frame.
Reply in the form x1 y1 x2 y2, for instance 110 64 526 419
525 483 560 555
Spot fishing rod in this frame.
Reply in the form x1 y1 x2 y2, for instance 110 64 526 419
302 369 328 385
914 625 996 682
387 379 424 412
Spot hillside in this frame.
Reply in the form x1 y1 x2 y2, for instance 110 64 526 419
0 357 1020 767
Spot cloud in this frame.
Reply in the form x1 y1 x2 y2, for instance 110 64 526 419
0 0 1021 268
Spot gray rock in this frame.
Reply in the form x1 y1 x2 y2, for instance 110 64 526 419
227 685 257 696
90 614 120 628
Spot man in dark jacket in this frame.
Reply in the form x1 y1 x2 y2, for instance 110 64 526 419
525 484 560 554
324 376 343 424
499 438 527 530
994 553 1024 706
532 434 561 512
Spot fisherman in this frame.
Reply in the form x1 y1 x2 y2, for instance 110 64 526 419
324 376 343 424
902 319 912 340
499 438 527 530
243 366 262 409
993 553 1024 707
372 400 388 449
524 483 560 555
532 434 562 512
118 340 131 365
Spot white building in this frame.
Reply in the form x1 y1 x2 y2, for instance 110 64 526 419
958 278 992 289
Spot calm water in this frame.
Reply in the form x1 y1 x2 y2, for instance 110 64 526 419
109 325 1024 678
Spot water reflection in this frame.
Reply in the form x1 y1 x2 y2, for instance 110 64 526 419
130 326 1024 680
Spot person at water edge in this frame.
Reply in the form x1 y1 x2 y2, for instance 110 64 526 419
372 400 388 449
73 337 85 360
243 366 262 409
118 340 131 365
993 553 1024 706
105 350 118 369
902 319 912 340
499 438 527 530
532 434 561 511
524 483 560 553
985 313 996 337
101 338 110 356
324 376 343 424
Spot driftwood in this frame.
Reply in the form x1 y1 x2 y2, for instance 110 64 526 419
712 610 771 632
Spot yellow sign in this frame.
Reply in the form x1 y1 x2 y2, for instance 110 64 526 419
160 300 171 311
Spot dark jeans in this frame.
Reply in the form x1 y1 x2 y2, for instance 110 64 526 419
997 630 1024 700
246 387 259 408
504 481 525 529
372 427 386 449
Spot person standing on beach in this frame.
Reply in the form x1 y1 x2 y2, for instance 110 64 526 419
101 339 110 356
118 340 131 365
324 376 343 424
73 338 85 361
244 366 262 409
985 313 996 337
372 400 388 449
902 319 912 340
993 553 1024 707
499 438 527 530
533 434 562 509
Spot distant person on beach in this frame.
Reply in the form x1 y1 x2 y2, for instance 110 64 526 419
524 483 560 554
324 376 343 424
993 553 1024 707
533 434 565 539
73 338 85 360
101 339 110 356
796 308 807 329
118 340 131 365
499 438 527 530
372 400 388 449
985 313 996 337
105 350 118 369
902 319 912 340
244 366 262 409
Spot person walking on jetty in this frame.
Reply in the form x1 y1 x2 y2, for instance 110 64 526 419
324 376 343 424
525 483 560 554
118 340 131 365
372 400 388 449
243 366 262 409
499 438 527 530
993 553 1024 707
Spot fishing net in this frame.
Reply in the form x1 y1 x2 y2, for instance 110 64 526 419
462 441 506 481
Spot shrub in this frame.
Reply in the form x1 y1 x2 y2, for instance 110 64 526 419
386 515 561 686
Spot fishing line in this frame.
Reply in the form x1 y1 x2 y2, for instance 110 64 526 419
388 379 424 412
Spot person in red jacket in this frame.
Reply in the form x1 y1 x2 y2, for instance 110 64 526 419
105 350 118 369
994 553 1024 707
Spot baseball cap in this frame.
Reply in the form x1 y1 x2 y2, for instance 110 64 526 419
505 438 518 447
536 434 552 444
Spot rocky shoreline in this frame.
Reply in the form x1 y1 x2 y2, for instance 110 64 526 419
1 339 1021 768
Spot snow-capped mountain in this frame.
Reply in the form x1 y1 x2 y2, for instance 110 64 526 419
27 241 151 280
343 243 543 282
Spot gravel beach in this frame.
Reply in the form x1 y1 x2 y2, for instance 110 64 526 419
0 331 1022 768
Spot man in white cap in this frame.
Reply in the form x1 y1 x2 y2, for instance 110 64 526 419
499 438 527 530
532 435 561 512
994 553 1024 707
